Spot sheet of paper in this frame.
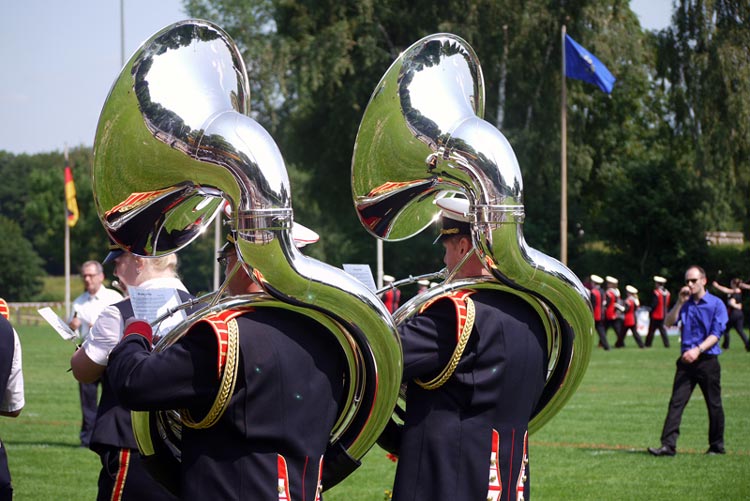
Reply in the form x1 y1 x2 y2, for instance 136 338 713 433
343 264 377 292
128 287 187 337
37 307 78 342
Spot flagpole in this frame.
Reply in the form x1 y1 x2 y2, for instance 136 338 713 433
560 25 568 265
64 146 71 319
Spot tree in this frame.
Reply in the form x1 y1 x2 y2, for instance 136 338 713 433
182 0 667 282
0 216 45 301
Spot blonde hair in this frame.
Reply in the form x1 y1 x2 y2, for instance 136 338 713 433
138 253 179 278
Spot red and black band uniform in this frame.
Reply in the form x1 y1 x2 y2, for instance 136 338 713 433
382 288 401 314
604 289 623 343
616 297 644 348
90 295 198 501
107 306 345 500
381 289 547 501
590 287 610 350
646 288 671 347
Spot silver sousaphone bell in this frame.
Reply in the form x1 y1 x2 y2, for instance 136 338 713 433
92 19 402 493
351 33 594 433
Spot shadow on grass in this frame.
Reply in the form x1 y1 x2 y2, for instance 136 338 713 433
5 440 89 449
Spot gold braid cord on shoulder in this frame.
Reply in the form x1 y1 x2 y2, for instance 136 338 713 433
180 318 240 429
415 295 476 390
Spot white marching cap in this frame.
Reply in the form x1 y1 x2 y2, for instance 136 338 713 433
417 279 430 286
383 274 395 283
435 196 471 222
605 275 619 285
590 274 604 284
291 222 319 248
626 285 638 294
653 275 667 284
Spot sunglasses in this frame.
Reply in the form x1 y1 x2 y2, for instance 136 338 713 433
685 278 700 284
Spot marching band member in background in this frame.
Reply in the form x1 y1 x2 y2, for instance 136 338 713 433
616 285 644 348
646 276 671 348
382 274 401 313
590 275 610 350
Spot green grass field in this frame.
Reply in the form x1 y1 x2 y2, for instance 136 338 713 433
1 326 748 500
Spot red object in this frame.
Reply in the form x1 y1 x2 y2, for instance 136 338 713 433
383 288 401 313
123 320 153 344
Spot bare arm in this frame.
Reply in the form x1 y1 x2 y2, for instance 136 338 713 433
712 281 733 295
70 348 106 384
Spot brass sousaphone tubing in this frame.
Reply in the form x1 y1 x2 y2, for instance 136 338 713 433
92 19 401 491
351 33 594 432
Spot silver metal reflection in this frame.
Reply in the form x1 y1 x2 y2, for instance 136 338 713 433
352 33 594 432
93 19 402 489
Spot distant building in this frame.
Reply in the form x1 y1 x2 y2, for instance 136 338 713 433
705 231 744 246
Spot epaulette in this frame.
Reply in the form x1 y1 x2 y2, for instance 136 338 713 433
415 290 476 390
180 306 253 430
193 306 254 378
418 290 475 342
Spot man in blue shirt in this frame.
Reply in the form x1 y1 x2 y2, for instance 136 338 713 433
648 265 728 456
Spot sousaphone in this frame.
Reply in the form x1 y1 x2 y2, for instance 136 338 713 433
92 19 401 492
352 33 594 433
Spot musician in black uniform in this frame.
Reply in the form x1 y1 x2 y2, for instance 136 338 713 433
379 198 547 501
106 230 346 500
71 248 187 501
0 301 24 501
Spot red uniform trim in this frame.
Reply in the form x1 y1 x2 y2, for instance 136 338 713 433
487 429 502 501
418 290 475 342
110 448 130 501
515 432 529 501
278 454 291 501
194 307 253 378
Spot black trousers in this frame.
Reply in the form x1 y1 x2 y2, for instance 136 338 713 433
616 324 644 348
646 318 670 347
659 355 724 451
79 381 99 447
721 312 749 350
595 320 610 350
96 446 177 501
0 439 12 501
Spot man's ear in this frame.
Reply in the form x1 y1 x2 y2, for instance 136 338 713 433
459 235 472 255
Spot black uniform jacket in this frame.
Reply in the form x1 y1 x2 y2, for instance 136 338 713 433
108 306 345 500
392 289 547 501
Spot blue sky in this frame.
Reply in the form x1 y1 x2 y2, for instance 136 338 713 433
0 0 672 155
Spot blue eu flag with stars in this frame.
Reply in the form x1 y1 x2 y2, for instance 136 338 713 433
565 34 615 94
